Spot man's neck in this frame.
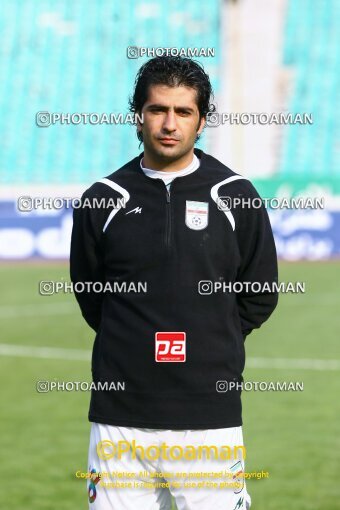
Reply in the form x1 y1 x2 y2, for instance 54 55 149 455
142 150 195 172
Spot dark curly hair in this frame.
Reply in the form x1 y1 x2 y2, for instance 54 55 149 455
128 56 216 143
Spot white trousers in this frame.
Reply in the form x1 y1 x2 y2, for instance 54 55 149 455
87 423 251 510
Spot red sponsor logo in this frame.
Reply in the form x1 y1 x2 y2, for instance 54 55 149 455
155 332 186 362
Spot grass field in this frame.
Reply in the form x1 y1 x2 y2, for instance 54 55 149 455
1 262 339 510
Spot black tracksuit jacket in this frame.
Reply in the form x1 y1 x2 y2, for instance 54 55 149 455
70 149 278 429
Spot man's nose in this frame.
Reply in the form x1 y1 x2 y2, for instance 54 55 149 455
162 111 177 132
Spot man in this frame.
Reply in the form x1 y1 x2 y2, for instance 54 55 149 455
70 56 278 510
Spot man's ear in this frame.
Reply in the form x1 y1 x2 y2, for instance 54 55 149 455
136 111 143 133
197 116 206 135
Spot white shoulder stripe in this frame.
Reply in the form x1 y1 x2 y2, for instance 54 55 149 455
98 178 130 199
210 175 246 231
97 178 130 233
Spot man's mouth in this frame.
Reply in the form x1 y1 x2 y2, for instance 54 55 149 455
158 138 179 145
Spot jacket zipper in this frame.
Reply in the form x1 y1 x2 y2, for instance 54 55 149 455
165 183 172 249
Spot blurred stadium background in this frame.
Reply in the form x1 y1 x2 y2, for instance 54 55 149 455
0 0 339 509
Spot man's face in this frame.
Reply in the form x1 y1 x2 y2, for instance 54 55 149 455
137 84 205 164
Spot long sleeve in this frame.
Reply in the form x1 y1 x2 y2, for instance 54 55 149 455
235 184 279 338
70 190 106 332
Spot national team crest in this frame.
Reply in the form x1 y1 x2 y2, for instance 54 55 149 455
185 201 209 230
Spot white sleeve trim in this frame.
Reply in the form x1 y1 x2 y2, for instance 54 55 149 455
97 178 130 233
210 175 247 231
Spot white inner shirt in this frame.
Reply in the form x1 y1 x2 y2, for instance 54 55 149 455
140 154 200 192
